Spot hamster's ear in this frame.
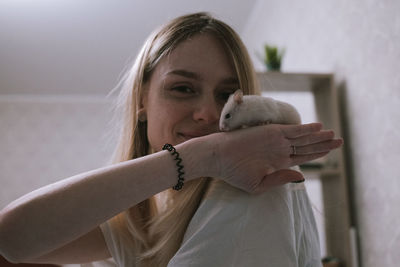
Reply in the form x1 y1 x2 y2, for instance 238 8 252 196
233 89 243 104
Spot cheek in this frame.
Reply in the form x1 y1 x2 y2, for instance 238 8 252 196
146 109 168 148
146 102 189 149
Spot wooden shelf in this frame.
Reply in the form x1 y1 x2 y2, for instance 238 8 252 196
257 72 354 267
257 72 333 92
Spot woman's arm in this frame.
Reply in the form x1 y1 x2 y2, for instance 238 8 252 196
0 137 212 263
0 122 341 263
24 226 110 264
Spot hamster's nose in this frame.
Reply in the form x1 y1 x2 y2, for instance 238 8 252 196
219 125 229 132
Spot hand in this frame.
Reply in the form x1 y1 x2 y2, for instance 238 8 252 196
213 123 343 194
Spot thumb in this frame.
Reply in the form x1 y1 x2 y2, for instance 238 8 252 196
254 169 304 194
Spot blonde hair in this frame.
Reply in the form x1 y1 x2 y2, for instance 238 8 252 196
110 12 260 266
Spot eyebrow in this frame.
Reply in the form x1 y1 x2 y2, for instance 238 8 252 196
165 69 239 84
166 69 199 79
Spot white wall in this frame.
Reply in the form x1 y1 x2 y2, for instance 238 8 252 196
242 0 400 266
0 95 115 209
0 0 256 95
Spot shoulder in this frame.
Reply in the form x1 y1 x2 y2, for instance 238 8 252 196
168 180 303 267
182 179 296 239
204 178 290 205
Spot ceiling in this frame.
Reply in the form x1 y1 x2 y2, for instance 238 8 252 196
0 0 258 95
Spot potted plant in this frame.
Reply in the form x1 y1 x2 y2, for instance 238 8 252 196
264 44 285 71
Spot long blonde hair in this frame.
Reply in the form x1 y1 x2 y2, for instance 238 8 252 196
110 12 260 266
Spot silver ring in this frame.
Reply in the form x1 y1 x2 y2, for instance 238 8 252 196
291 145 297 155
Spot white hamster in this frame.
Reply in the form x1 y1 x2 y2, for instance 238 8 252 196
219 89 301 132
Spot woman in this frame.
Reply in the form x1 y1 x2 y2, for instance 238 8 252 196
0 13 342 266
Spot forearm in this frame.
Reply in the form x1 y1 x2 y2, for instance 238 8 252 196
0 137 215 262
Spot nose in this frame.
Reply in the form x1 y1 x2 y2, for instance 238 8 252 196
193 97 220 125
220 124 229 132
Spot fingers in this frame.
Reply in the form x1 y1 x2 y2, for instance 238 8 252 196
254 169 304 194
282 123 343 160
289 130 335 146
292 138 343 156
288 126 343 165
280 123 322 138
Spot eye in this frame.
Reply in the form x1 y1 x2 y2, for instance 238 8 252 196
171 86 194 94
225 113 231 119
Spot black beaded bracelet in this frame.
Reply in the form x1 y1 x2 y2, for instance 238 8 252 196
162 143 185 190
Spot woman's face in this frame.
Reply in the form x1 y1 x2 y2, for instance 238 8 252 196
141 33 239 151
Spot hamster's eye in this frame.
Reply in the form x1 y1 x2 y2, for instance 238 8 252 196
225 113 231 119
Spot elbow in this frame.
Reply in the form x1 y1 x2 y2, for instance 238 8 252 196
0 209 33 264
0 233 26 264
0 246 36 265
0 253 22 265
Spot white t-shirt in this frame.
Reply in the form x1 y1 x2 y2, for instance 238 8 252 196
93 179 322 267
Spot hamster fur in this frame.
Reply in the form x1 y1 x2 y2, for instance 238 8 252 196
219 89 301 132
